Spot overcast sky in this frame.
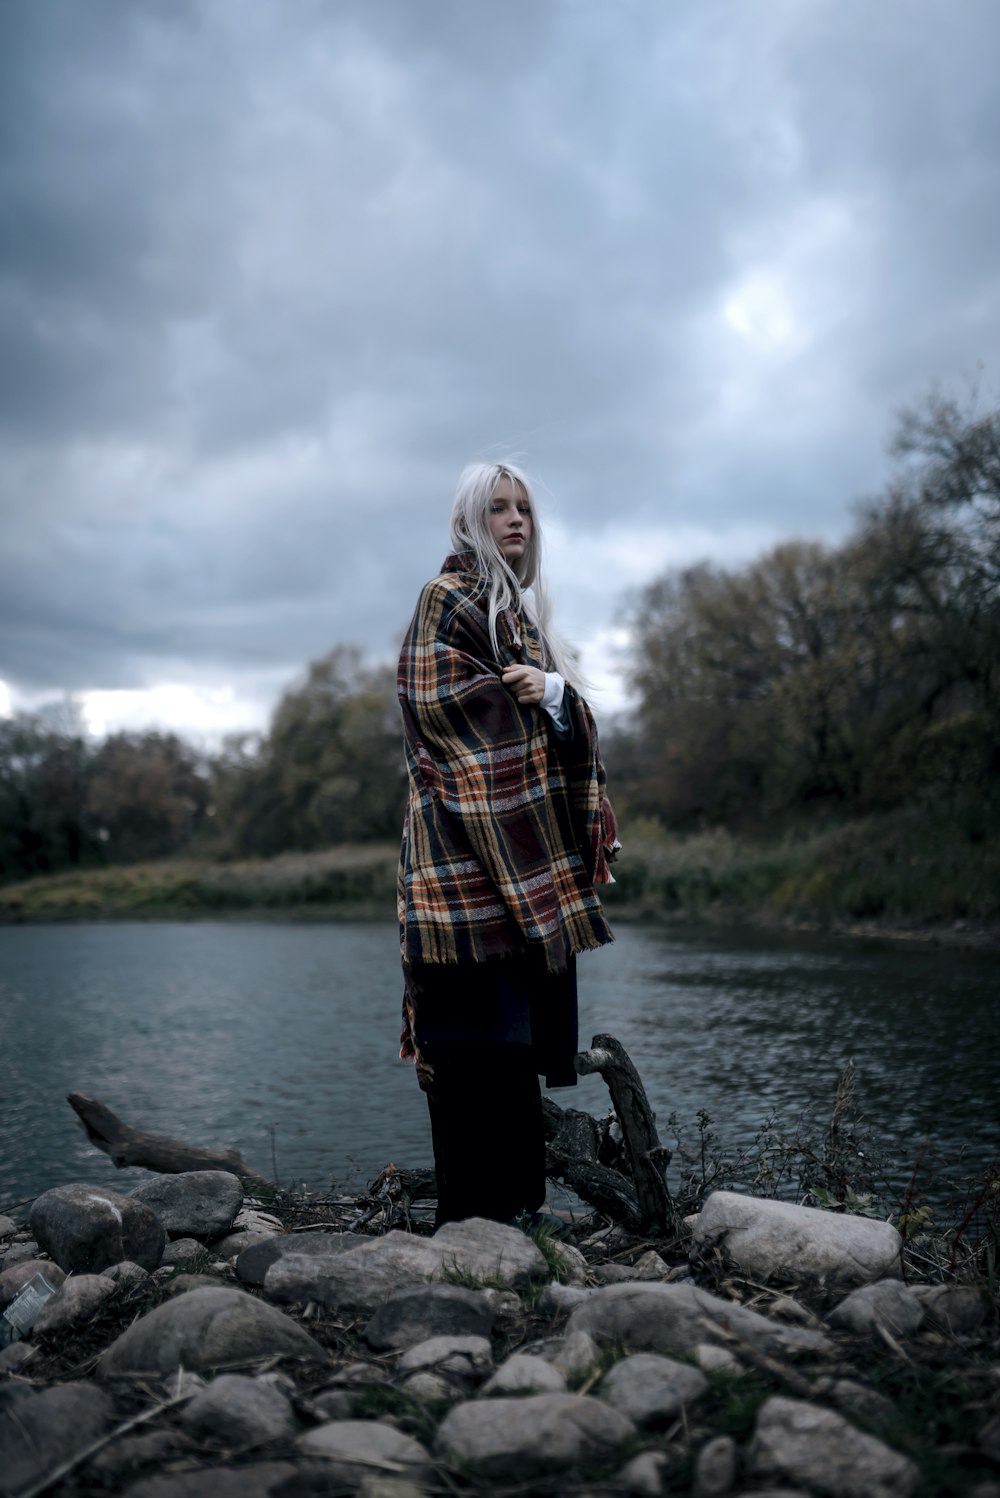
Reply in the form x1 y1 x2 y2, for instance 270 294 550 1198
2 0 998 738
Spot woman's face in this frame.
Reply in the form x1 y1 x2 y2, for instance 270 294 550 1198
488 475 533 561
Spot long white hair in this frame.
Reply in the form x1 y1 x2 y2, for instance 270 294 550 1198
449 461 577 682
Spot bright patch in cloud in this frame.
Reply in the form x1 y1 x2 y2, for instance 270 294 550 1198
0 680 11 718
724 273 797 352
80 683 265 742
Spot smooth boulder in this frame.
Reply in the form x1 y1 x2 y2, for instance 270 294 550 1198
827 1280 925 1338
0 1260 66 1306
566 1281 831 1359
750 1395 919 1498
435 1392 636 1482
599 1352 708 1425
266 1218 545 1314
180 1373 297 1445
296 1420 431 1485
365 1283 495 1350
99 1286 324 1378
0 1382 115 1498
689 1191 902 1288
237 1230 370 1287
33 1273 117 1335
30 1183 166 1273
131 1171 244 1239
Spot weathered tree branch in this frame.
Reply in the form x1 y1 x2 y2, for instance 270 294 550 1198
66 1092 275 1194
542 1097 644 1232
573 1033 676 1234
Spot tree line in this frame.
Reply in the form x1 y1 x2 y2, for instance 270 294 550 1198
2 390 997 884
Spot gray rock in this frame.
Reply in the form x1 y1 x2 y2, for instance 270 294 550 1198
99 1285 324 1378
0 1219 16 1242
633 1249 673 1280
265 1240 436 1312
397 1334 493 1382
181 1373 297 1445
689 1192 902 1288
297 1420 431 1485
161 1272 236 1297
0 1240 41 1267
236 1230 369 1286
324 1362 391 1389
102 1260 152 1290
599 1352 708 1426
0 1342 37 1373
120 1464 299 1498
617 1449 672 1495
694 1434 739 1497
821 1378 897 1425
0 1259 65 1306
694 1342 741 1374
551 1328 602 1380
0 1381 115 1498
591 1262 638 1284
567 1282 831 1360
433 1217 549 1286
733 1491 811 1498
266 1219 545 1315
480 1286 523 1321
546 1238 589 1284
483 1352 566 1394
749 1395 919 1497
365 1284 495 1350
212 1206 284 1258
160 1238 206 1268
435 1392 636 1482
827 1280 925 1338
401 1370 460 1402
31 1183 166 1273
309 1389 355 1420
88 1430 185 1481
356 1478 429 1498
768 1294 821 1328
131 1171 244 1238
33 1273 117 1334
539 1282 593 1313
912 1283 988 1335
212 1230 276 1262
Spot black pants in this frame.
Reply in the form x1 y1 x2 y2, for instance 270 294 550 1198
410 950 578 1228
425 1040 546 1226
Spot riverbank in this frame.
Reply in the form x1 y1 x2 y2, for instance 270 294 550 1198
2 1167 998 1497
1 809 997 947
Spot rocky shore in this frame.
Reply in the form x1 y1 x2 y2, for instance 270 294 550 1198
1 1170 997 1498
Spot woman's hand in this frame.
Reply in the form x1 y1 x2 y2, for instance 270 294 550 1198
502 664 546 704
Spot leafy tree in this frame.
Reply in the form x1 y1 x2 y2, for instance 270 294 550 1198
86 731 211 862
212 645 405 854
0 708 95 881
623 388 1000 830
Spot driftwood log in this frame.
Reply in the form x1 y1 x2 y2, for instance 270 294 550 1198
67 1031 673 1234
66 1092 275 1194
543 1033 676 1235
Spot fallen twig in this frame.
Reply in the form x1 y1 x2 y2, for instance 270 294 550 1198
698 1315 816 1398
18 1389 194 1498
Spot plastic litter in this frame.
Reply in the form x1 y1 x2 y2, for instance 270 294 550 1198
0 1271 59 1345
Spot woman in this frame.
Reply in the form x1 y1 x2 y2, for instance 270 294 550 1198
397 461 619 1227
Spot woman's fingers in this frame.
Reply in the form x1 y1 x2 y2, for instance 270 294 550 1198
502 665 544 703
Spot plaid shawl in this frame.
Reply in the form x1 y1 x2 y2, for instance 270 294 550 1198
397 553 616 994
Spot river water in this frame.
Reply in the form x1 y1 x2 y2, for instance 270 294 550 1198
0 921 996 1214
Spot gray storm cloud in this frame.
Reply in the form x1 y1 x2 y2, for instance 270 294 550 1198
1 0 998 726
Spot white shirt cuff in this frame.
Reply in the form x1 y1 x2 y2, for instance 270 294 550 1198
541 672 570 734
